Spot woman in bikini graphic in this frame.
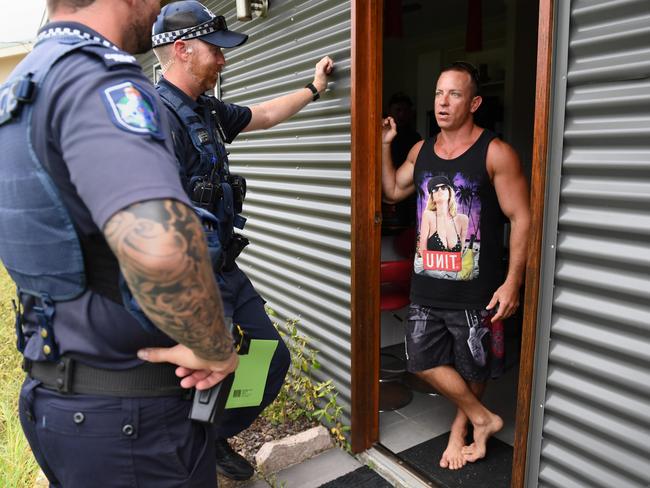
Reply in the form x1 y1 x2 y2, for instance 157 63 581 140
418 175 469 262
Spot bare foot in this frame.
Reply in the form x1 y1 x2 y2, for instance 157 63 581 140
462 412 503 462
440 434 467 470
440 416 468 470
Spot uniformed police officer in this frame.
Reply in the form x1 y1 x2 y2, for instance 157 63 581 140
0 1 238 486
140 1 334 481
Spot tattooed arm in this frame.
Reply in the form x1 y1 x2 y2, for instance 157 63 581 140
104 199 235 370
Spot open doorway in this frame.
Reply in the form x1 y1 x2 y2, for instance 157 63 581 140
377 0 538 485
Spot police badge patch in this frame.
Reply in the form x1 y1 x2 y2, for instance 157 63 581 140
102 82 164 140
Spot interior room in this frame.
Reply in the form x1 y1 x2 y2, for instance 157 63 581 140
378 0 538 485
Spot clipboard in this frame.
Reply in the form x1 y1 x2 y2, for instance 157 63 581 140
225 339 278 409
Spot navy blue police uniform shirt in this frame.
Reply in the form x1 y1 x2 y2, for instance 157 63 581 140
157 77 251 192
22 22 192 369
157 80 263 311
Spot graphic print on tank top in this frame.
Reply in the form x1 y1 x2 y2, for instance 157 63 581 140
413 172 481 281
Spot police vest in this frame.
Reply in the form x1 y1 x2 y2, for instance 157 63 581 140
0 34 153 358
156 83 247 246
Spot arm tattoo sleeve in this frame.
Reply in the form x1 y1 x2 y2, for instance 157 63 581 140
104 199 233 361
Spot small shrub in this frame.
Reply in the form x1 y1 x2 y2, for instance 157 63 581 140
262 308 350 451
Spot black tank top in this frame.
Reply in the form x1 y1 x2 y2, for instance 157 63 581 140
410 129 506 309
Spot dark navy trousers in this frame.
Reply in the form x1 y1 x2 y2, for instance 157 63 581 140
19 378 217 487
215 265 290 439
19 265 289 486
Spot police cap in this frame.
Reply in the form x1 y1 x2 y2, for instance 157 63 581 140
152 1 248 49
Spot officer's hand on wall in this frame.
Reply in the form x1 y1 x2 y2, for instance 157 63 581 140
312 56 334 93
138 344 239 390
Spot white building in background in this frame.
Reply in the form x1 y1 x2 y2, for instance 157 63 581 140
0 42 35 83
0 3 46 83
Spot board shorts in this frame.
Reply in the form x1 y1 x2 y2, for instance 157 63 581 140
404 303 505 382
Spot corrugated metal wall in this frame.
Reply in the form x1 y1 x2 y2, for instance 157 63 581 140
527 1 650 487
217 0 353 425
138 0 354 424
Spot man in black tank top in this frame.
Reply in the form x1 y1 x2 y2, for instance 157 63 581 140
381 62 530 470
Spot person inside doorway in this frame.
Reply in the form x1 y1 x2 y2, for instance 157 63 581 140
387 92 422 169
382 92 422 228
380 61 530 470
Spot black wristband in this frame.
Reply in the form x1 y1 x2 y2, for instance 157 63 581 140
304 82 320 101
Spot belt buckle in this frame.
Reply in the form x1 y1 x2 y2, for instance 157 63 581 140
54 356 75 394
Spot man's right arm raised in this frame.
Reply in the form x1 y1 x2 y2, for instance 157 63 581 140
381 116 419 204
103 199 234 362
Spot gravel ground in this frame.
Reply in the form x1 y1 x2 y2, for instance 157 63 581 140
218 414 320 487
229 414 319 467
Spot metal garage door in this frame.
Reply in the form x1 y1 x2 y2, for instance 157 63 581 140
527 1 650 487
138 0 354 424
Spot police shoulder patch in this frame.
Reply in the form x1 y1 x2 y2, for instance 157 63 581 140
101 81 165 140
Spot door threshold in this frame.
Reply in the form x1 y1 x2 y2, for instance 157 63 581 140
357 443 440 488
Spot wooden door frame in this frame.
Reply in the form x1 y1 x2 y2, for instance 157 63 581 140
350 0 383 454
349 3 555 487
511 0 554 486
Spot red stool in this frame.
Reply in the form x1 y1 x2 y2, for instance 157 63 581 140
379 259 413 411
393 226 416 259
380 259 412 310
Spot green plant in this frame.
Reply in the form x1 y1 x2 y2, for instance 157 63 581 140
0 266 40 487
262 308 351 451
312 388 351 449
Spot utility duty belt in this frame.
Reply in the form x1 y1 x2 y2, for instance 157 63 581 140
191 173 247 215
24 356 187 397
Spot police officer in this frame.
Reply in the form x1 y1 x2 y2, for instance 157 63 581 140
143 1 334 480
0 1 237 486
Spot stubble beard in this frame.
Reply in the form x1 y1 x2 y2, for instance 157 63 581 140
127 18 154 55
124 3 159 55
188 60 218 94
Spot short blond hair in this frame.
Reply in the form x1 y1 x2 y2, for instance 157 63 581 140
153 44 177 74
153 44 173 67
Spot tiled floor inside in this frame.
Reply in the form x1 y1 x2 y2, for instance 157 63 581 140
379 358 519 454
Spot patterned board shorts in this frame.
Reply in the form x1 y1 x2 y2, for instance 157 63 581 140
404 303 505 382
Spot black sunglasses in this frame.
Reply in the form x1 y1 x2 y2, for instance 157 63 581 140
430 184 448 193
173 15 228 42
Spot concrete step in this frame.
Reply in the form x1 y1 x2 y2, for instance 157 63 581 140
237 447 366 488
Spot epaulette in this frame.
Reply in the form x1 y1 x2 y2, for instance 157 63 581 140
36 27 137 70
79 44 139 69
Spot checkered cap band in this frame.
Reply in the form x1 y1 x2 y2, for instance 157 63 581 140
37 27 119 51
152 19 220 47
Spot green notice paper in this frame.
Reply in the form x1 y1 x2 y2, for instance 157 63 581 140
225 339 278 409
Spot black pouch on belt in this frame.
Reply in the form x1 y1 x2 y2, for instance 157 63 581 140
222 233 249 271
189 318 249 424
